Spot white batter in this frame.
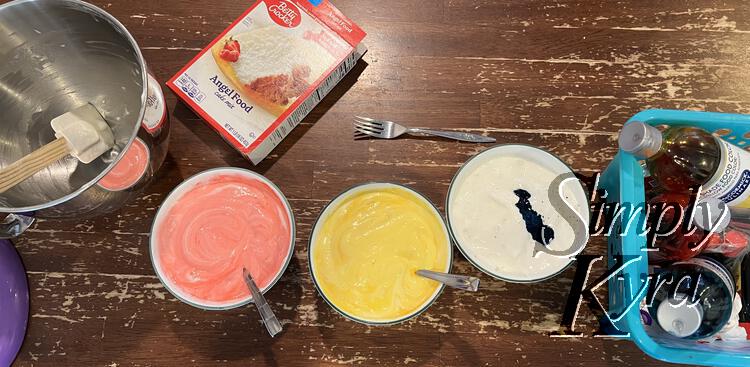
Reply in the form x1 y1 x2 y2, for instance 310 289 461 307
448 148 589 282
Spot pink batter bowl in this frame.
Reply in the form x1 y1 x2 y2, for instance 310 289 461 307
149 168 296 310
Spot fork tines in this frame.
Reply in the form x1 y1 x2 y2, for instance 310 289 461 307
353 131 371 140
354 116 383 124
353 116 385 139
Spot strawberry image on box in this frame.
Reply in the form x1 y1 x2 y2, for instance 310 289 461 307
211 27 336 117
167 0 366 164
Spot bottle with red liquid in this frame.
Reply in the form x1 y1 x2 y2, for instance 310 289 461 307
619 122 750 208
647 192 705 264
647 195 750 264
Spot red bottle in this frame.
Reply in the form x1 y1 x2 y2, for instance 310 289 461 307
648 193 705 264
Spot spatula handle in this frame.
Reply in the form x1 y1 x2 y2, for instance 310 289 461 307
0 138 70 194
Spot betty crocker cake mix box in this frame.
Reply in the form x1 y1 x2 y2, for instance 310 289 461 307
167 0 366 164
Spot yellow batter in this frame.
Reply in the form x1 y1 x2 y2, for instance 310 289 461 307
311 185 450 323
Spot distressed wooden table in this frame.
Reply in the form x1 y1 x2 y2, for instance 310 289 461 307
9 0 750 366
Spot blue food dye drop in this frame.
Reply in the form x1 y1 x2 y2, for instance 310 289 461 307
513 189 554 246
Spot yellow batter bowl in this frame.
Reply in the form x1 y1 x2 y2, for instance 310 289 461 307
310 183 452 324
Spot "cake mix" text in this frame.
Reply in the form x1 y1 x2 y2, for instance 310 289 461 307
209 75 253 114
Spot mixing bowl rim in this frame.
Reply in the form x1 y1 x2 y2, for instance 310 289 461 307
0 0 148 213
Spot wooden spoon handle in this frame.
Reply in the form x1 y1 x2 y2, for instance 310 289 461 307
0 138 71 194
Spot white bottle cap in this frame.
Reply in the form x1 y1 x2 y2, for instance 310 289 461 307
693 197 731 232
656 294 704 338
618 122 663 159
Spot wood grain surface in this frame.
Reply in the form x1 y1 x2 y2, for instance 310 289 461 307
8 0 750 366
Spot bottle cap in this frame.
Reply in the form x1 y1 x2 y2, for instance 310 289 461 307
693 197 731 232
618 122 663 159
656 293 704 338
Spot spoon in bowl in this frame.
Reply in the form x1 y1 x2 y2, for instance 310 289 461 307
242 267 282 337
416 270 480 291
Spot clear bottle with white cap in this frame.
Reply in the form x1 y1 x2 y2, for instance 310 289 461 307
656 292 705 338
619 122 750 208
649 256 736 339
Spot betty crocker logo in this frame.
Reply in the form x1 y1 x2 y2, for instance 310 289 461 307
265 0 302 28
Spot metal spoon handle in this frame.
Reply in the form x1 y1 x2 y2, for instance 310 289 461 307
243 268 282 337
417 270 480 291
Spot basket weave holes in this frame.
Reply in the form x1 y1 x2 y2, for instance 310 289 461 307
714 128 732 136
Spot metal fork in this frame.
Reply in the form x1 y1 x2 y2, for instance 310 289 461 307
353 116 496 143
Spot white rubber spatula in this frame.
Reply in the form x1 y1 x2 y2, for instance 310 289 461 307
0 104 114 194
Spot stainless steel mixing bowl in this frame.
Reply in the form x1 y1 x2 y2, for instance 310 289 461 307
0 0 170 237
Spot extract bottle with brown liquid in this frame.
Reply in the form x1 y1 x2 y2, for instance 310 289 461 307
619 122 750 208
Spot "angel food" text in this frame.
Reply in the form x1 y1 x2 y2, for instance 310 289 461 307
209 75 254 114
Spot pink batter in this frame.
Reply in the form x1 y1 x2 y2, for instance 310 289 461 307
156 173 292 305
98 138 149 191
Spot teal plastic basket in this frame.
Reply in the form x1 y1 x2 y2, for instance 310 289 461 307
603 109 750 366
